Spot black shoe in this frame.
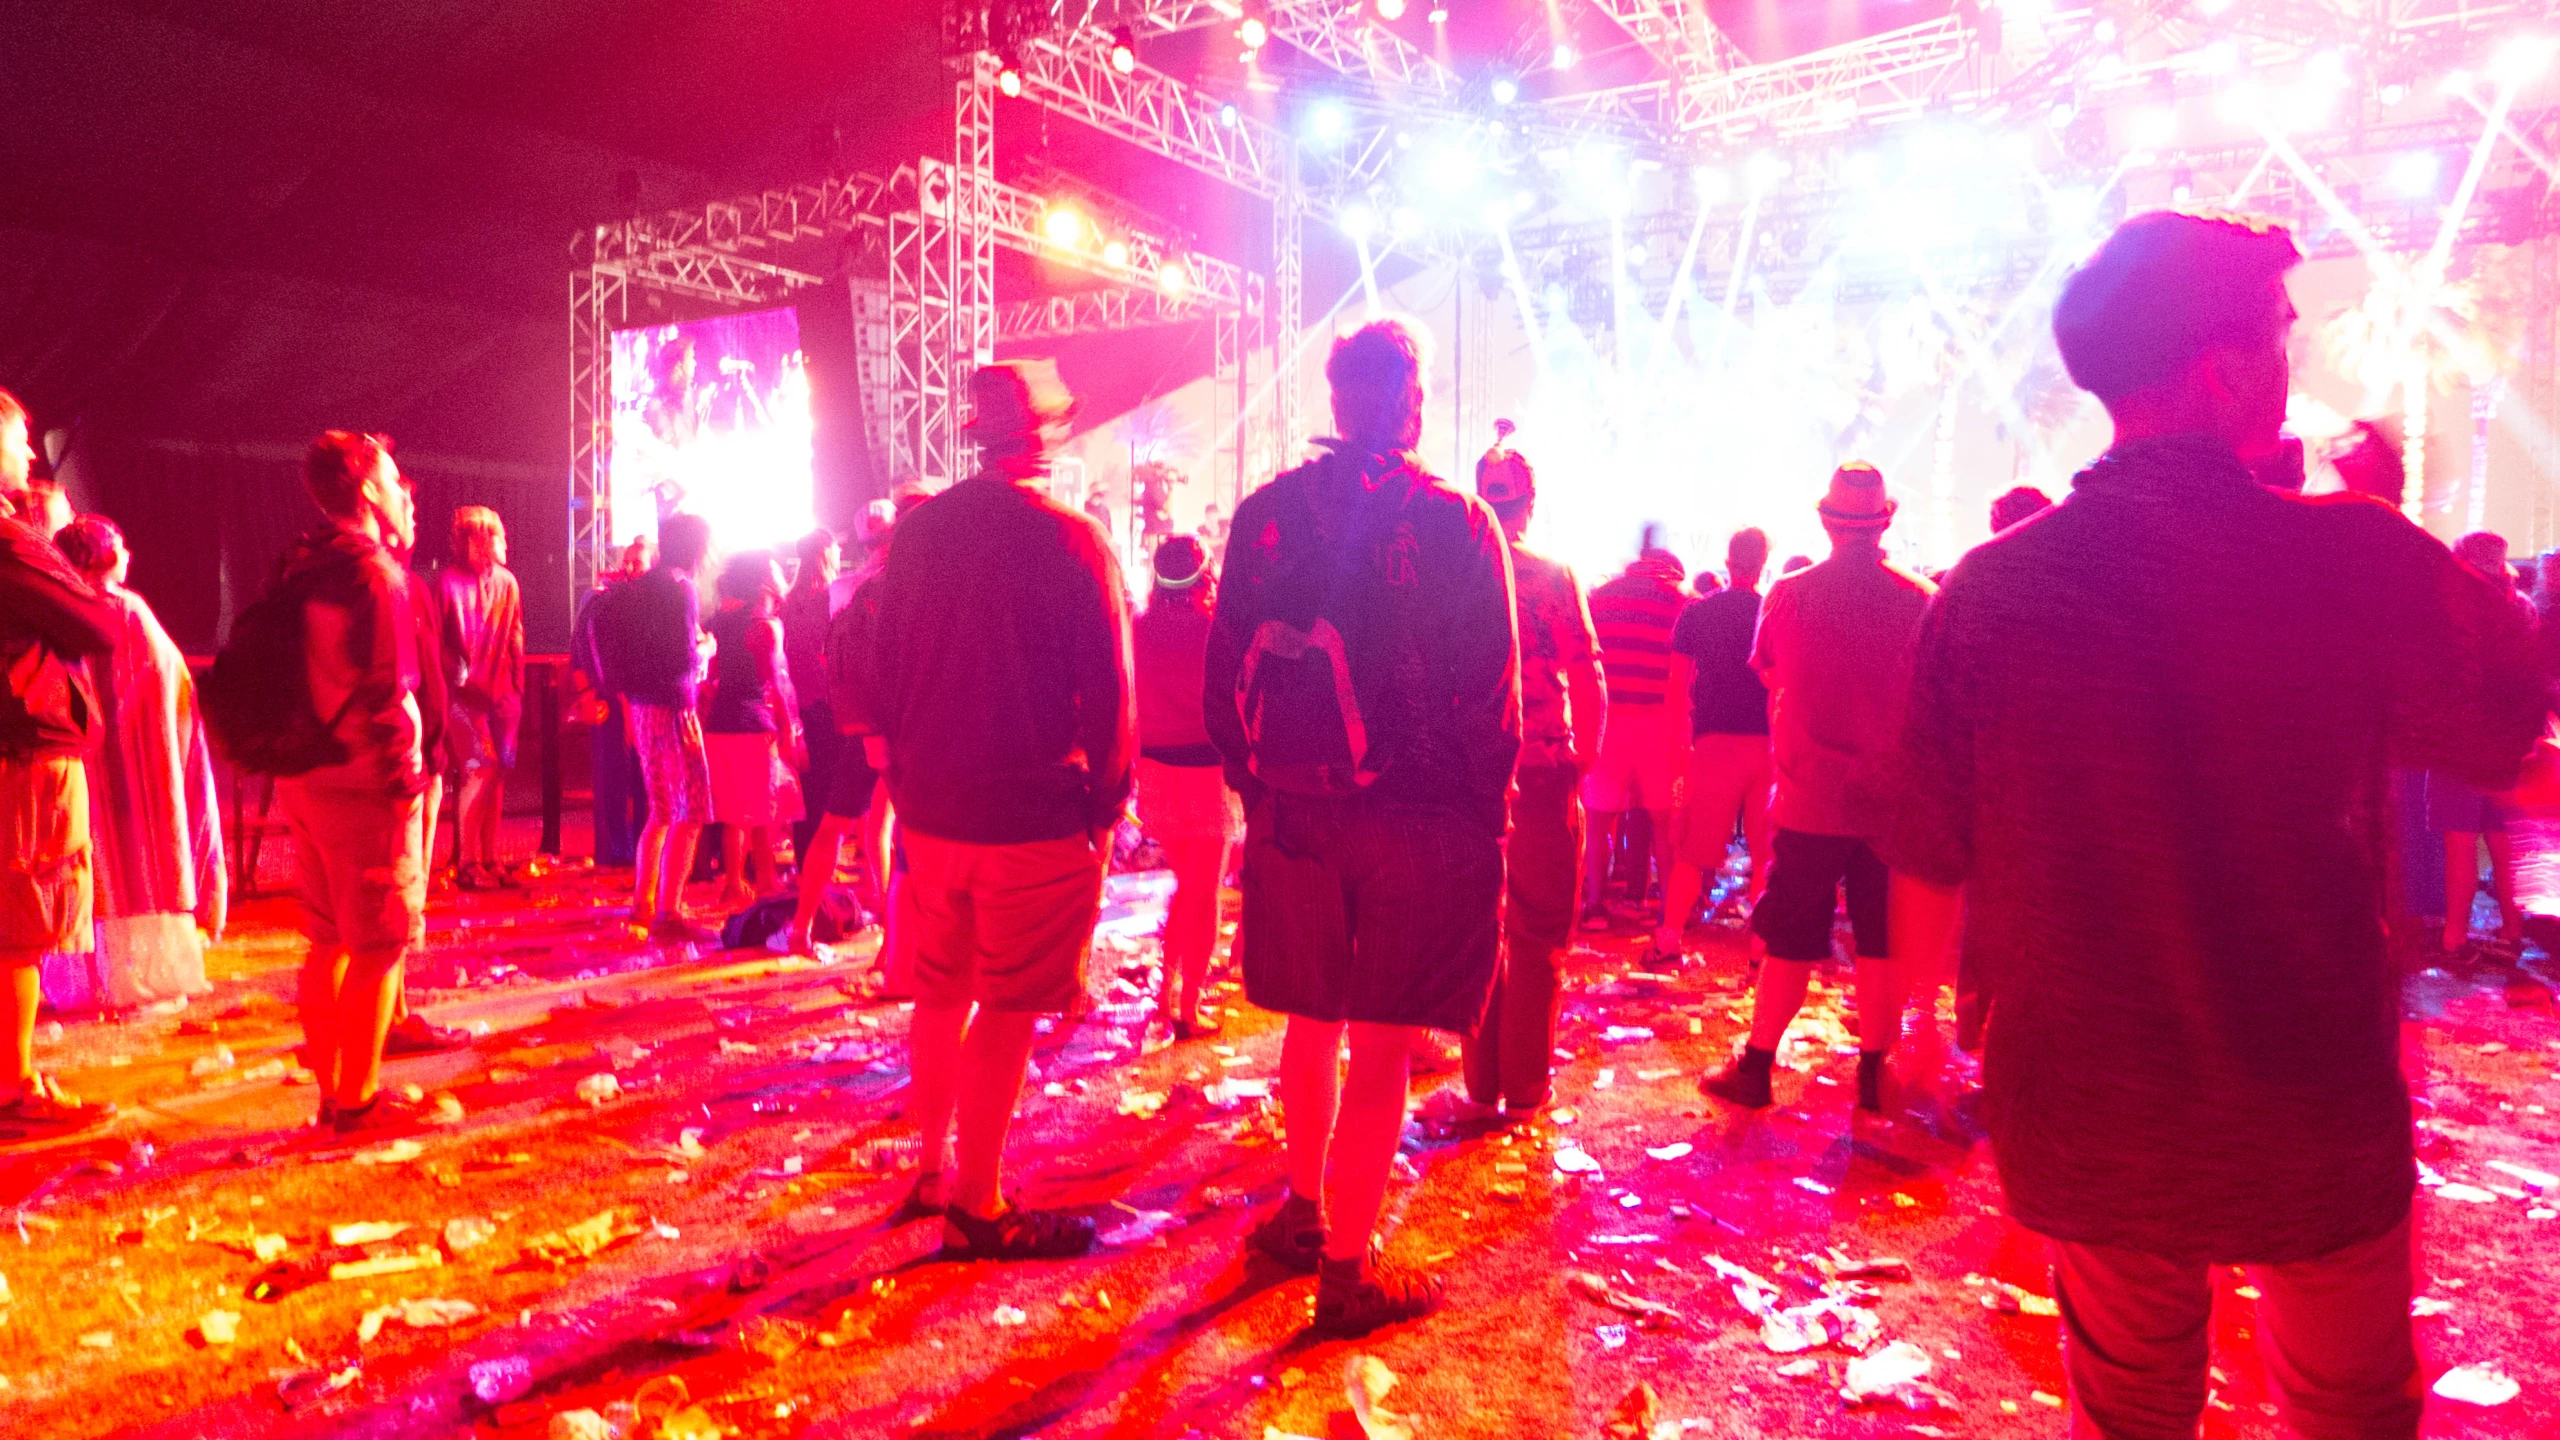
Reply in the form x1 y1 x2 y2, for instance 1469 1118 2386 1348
1248 1192 1326 1274
939 1200 1095 1261
1312 1250 1443 1337
331 1094 419 1138
1702 1047 1775 1109
1856 1051 1886 1114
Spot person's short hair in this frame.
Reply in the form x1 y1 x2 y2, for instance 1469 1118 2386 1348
0 387 23 432
1726 527 1769 576
451 504 504 560
1989 485 2054 533
717 548 778 603
2053 210 2302 404
55 513 123 577
1327 319 1427 440
305 431 391 517
658 512 712 572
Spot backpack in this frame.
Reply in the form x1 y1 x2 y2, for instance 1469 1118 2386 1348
591 572 690 700
202 571 353 777
1233 448 1419 797
824 572 882 727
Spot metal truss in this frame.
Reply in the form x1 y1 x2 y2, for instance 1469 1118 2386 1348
566 265 626 607
1098 0 1461 98
995 285 1218 341
1572 0 1751 90
1019 27 1287 197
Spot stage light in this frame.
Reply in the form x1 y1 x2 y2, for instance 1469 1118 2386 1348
2170 165 2194 203
1744 150 1790 190
2196 0 2232 14
2051 184 2100 230
2304 49 2349 89
1840 150 1881 189
1391 205 1424 238
2093 17 2118 42
2130 107 2177 149
1218 102 1240 128
1428 3 1448 20
2199 40 2240 74
2389 150 2442 198
1109 25 1137 74
1376 0 1406 18
2440 69 2474 97
1239 17 1268 49
2216 79 2265 124
1339 204 1378 240
1159 262 1190 296
2379 81 2409 106
1553 42 1577 71
1491 76 1520 105
1693 165 1732 204
997 61 1023 97
2049 99 2076 128
1626 241 1648 266
1102 239 1130 268
1309 102 1349 141
2494 35 2557 86
1043 207 1085 247
1480 199 1512 228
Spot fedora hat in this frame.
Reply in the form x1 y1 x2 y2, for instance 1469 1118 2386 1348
1817 462 1896 528
963 360 1077 445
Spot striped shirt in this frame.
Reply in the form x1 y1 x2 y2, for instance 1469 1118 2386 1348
1587 561 1686 707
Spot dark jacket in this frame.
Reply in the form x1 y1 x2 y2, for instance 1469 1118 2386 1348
281 524 425 797
0 510 119 759
869 472 1135 845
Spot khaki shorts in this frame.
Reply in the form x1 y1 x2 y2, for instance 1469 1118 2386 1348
0 755 93 956
277 780 426 960
904 829 1105 1013
1580 705 1679 813
1675 732 1773 866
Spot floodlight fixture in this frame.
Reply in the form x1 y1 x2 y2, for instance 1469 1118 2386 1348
1109 25 1138 74
1377 0 1407 19
1043 207 1086 247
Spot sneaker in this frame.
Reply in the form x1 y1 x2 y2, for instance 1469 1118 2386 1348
1312 1250 1443 1337
383 1014 472 1056
939 1200 1095 1261
1248 1191 1326 1274
1578 907 1612 933
1702 1051 1775 1109
0 1077 114 1138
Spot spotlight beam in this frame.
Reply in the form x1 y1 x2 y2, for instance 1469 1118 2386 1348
1708 188 1765 381
1644 206 1714 380
2455 88 2560 186
2224 146 2274 206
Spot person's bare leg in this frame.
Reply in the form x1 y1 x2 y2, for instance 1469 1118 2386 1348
634 819 669 920
861 792 895 902
331 951 405 1110
907 1003 971 1181
1160 833 1221 1026
719 824 751 909
946 1008 1043 1218
1280 1017 1346 1206
419 777 444 881
1323 1021 1419 1262
1746 956 1816 1050
1855 957 1908 1059
475 771 504 870
2488 828 2523 944
1 956 42 1101
298 946 347 1095
787 815 853 951
2445 830 2479 950
1657 860 1710 955
1740 784 1775 908
659 822 703 920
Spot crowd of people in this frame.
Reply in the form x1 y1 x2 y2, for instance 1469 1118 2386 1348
0 205 2552 1433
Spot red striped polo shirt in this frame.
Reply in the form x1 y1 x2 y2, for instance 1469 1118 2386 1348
1587 561 1686 708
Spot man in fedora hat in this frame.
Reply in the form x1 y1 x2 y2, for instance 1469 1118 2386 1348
866 359 1135 1261
1703 461 1933 1114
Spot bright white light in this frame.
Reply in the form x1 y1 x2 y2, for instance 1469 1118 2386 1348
997 67 1023 98
1423 138 1483 191
2494 35 2558 86
1553 42 1577 70
1238 17 1268 49
1158 262 1189 297
1339 204 1377 239
1391 205 1424 238
2282 78 2336 128
2389 149 2442 198
1626 242 1648 266
1744 150 1791 189
1693 165 1733 204
1491 76 1519 104
2130 107 2178 149
1110 42 1136 74
1480 199 1512 228
2440 68 2474 97
2199 40 2241 74
1574 142 1620 186
1043 207 1085 247
1841 150 1882 189
1218 102 1240 128
2197 0 2232 12
1309 103 1348 140
1998 131 2035 162
1101 239 1129 267
1376 0 1406 18
2305 50 2350 89
2050 184 2100 230
1428 4 1448 21
2050 99 2076 128
2094 17 2118 42
2217 78 2266 124
2379 81 2409 106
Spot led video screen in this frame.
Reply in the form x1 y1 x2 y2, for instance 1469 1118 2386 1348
609 307 815 555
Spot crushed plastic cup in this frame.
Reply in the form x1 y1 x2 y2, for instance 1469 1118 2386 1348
549 1410 621 1440
2433 1363 2520 1406
1644 1142 1694 1161
1842 1340 1953 1410
1345 1354 1414 1440
469 1355 533 1405
197 1310 241 1346
575 1073 621 1107
329 1221 408 1246
189 1046 237 1078
443 1216 497 1254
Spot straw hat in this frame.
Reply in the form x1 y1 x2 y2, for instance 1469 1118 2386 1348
1817 462 1895 528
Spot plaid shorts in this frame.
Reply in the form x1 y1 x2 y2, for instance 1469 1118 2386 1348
627 701 712 826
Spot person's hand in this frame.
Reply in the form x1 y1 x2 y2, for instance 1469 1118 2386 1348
679 709 704 749
863 735 889 770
